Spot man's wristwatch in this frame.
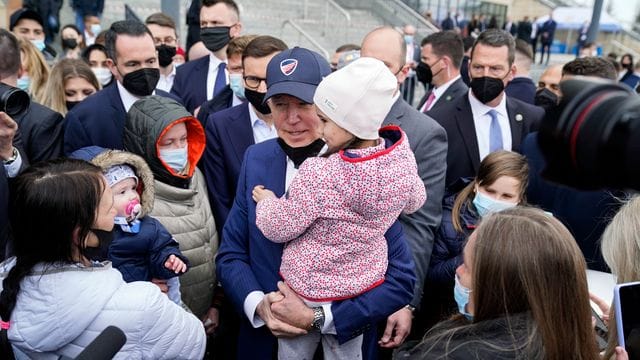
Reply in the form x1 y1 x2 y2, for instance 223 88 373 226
310 306 325 331
2 147 18 165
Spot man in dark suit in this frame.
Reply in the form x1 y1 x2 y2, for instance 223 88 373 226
416 31 468 113
539 13 557 65
0 29 63 162
216 47 416 359
522 57 619 272
428 29 543 187
171 0 243 114
505 39 536 104
196 34 256 128
516 16 532 43
203 35 286 235
502 16 517 36
361 27 448 329
63 20 180 155
441 12 455 31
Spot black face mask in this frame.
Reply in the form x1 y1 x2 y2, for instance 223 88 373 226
416 62 432 85
66 100 80 111
62 38 78 49
82 229 114 261
277 138 326 168
244 88 271 114
534 87 559 112
157 45 177 67
121 67 160 97
470 76 505 104
200 27 231 52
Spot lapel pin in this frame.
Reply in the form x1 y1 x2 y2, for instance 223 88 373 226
515 114 523 122
446 95 452 101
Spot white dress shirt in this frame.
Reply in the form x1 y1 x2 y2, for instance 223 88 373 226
247 104 277 144
156 64 177 93
468 90 512 160
420 75 461 112
206 53 228 101
116 81 157 113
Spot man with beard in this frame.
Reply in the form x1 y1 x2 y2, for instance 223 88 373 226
171 0 243 114
427 29 543 187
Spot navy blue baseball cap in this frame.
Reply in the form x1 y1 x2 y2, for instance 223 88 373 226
264 47 331 104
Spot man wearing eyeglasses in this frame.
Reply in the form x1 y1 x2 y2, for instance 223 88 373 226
171 0 243 114
203 35 287 236
145 13 180 93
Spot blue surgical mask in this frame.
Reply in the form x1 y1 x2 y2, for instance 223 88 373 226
229 73 245 99
90 23 102 35
159 146 188 172
472 190 517 218
16 76 31 91
454 274 473 320
30 39 45 52
404 35 413 44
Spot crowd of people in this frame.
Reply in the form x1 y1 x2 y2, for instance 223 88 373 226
0 0 639 359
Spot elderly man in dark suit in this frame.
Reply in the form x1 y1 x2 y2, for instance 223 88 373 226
203 35 287 234
171 0 243 114
416 31 468 113
0 29 63 162
63 20 181 155
428 29 543 187
361 26 448 328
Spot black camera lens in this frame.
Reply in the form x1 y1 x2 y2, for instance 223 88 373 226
0 83 30 117
539 77 640 190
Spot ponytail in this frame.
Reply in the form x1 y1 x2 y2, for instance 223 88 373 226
451 181 476 233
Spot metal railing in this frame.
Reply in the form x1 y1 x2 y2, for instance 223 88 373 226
611 40 640 60
281 19 330 59
323 0 352 44
371 0 438 40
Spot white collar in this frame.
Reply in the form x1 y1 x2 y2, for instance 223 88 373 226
116 80 156 112
208 53 225 72
433 75 461 97
468 88 508 120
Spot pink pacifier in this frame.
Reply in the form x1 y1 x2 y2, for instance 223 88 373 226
125 199 142 221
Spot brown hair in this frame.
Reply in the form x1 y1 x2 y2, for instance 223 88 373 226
226 34 258 58
451 150 528 232
242 35 288 61
145 12 177 32
39 58 100 116
471 207 599 359
17 37 49 100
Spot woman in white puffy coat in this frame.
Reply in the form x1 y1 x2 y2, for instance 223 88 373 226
0 159 206 359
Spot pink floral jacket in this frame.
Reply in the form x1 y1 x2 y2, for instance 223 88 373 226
255 126 426 301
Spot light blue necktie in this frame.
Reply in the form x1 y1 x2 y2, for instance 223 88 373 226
488 109 503 152
213 62 227 98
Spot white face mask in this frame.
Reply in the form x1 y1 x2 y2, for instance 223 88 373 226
159 146 188 172
92 67 112 86
90 23 102 36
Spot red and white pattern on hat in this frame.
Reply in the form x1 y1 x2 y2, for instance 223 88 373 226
255 127 426 301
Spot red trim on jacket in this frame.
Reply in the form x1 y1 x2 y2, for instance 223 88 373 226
155 116 206 179
338 125 405 163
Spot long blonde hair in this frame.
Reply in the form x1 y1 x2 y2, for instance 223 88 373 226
601 195 640 359
39 58 100 116
451 150 529 232
17 37 49 101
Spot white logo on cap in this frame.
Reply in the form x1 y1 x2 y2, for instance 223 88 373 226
280 59 298 76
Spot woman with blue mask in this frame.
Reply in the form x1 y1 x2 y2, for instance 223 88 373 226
123 96 220 332
406 207 599 360
421 150 528 329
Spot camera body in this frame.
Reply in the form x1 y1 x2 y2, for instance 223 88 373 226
0 83 30 117
538 77 640 191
